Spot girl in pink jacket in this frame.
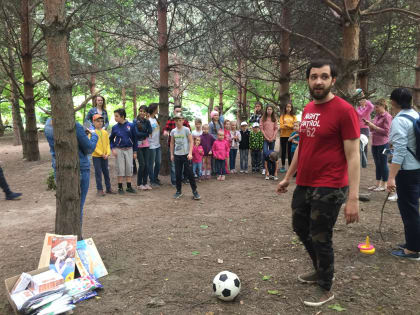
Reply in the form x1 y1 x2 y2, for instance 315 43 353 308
212 130 229 181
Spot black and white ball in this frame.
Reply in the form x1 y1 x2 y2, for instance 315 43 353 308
212 271 241 301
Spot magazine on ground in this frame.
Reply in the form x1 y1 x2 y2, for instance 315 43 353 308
75 238 108 279
49 235 77 282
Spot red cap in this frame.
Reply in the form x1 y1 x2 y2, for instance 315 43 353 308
93 114 103 121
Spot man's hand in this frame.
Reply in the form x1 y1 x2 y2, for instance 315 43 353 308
387 177 396 193
276 178 290 194
171 154 174 162
163 130 169 137
133 153 137 159
344 198 359 225
187 153 192 160
112 149 117 157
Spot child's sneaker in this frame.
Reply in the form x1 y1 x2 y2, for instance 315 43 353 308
221 175 225 181
193 191 201 200
280 167 286 173
118 188 124 194
391 249 420 260
244 170 249 174
274 176 278 180
144 184 152 190
126 187 136 193
106 189 116 194
97 190 105 197
262 169 266 175
265 176 269 180
240 170 244 173
174 191 183 199
5 191 22 200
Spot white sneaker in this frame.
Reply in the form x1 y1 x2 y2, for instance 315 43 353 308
244 171 249 174
388 193 398 201
262 169 266 175
240 170 244 173
265 176 269 180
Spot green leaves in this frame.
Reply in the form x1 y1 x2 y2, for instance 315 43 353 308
267 290 280 295
200 224 208 229
191 251 200 256
328 303 346 312
262 275 271 281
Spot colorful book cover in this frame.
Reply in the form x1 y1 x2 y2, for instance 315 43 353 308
49 236 77 282
76 238 108 279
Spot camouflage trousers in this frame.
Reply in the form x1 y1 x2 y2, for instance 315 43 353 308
291 185 348 291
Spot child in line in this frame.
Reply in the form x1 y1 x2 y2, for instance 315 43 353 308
209 110 223 139
109 108 137 194
239 121 250 173
200 124 214 179
264 150 279 180
223 120 231 174
192 137 204 180
134 105 152 190
192 118 203 137
212 130 229 181
249 122 264 173
91 114 114 196
229 121 241 173
170 113 200 200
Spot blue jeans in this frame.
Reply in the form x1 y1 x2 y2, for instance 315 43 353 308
193 162 203 177
240 149 249 171
168 148 176 185
229 148 238 170
396 169 420 252
263 140 275 156
92 157 111 192
371 144 389 181
137 147 149 186
251 150 262 170
148 147 161 183
215 159 226 175
80 169 90 225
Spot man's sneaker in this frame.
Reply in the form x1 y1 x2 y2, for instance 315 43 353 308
391 249 420 261
279 167 286 173
303 287 334 307
5 192 22 200
193 191 201 200
298 271 318 284
262 169 266 175
126 187 136 193
118 188 124 194
174 191 183 199
388 193 398 201
397 243 407 250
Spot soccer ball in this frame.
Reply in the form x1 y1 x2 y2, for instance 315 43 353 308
212 271 241 301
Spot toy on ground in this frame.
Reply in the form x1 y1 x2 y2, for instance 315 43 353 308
212 271 241 301
358 236 376 254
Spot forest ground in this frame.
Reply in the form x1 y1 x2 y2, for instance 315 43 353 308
1 133 419 315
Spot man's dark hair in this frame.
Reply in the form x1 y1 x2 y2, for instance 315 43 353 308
148 103 159 114
390 88 412 109
174 105 182 111
306 59 338 79
114 108 126 119
139 105 148 112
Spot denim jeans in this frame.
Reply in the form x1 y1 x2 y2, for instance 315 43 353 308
148 147 161 183
280 137 292 167
174 155 197 193
240 149 249 171
263 140 275 156
371 144 389 181
193 162 203 177
215 159 226 175
80 169 90 225
396 169 420 252
137 147 149 186
92 157 111 192
168 148 176 185
251 150 262 170
229 148 238 170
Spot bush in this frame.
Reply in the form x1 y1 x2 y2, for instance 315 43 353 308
46 170 56 190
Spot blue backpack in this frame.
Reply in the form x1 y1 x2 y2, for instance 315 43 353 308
400 113 420 161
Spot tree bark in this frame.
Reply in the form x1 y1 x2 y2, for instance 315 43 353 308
414 25 420 111
43 0 81 238
208 96 214 123
21 0 40 161
237 59 243 122
218 75 223 113
132 84 137 118
0 110 4 137
339 0 360 102
173 68 182 106
158 0 170 175
122 87 126 109
279 4 291 109
358 25 369 92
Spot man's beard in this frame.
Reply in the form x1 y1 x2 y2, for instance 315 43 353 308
309 84 332 100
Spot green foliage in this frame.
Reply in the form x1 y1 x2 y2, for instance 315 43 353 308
46 170 56 191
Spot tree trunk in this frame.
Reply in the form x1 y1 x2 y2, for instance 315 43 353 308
43 0 81 238
0 111 4 137
208 96 214 123
339 0 360 103
279 4 290 109
21 0 40 161
132 84 137 118
173 68 182 106
237 59 243 123
241 62 249 122
158 0 170 175
122 87 126 109
414 25 420 111
218 75 223 113
358 25 369 93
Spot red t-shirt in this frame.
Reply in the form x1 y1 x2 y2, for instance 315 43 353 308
296 96 360 188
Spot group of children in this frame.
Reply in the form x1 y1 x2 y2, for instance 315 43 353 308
88 99 301 200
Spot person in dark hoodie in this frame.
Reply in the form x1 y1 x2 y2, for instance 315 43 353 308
44 118 98 225
109 108 137 194
133 105 152 190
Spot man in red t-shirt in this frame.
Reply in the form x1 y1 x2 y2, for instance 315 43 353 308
277 60 360 307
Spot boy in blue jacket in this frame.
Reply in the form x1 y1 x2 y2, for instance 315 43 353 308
109 108 137 194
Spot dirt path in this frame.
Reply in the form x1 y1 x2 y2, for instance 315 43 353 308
1 136 419 314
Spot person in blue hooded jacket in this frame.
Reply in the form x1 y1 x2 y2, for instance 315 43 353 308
45 118 98 225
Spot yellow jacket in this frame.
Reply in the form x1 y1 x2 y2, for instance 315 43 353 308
92 129 111 157
279 114 297 137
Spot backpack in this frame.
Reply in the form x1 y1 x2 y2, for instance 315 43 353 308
399 113 420 161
